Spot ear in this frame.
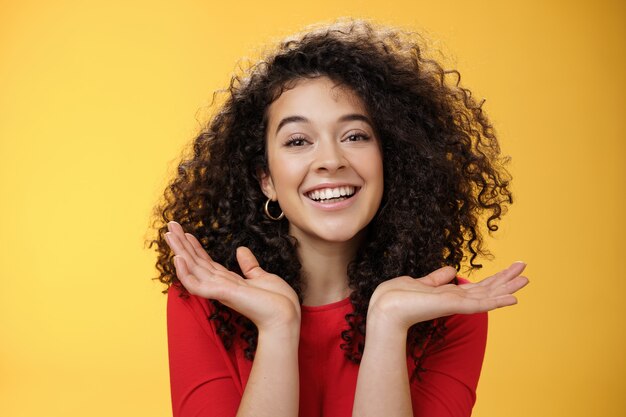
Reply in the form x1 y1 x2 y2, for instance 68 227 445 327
257 168 277 200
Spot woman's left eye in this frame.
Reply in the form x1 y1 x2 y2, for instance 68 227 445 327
344 133 370 142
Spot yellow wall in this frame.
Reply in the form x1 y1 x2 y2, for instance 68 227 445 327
1 0 624 416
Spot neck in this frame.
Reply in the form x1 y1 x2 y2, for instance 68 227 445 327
294 232 363 307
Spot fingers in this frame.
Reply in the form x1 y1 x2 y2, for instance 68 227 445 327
165 221 220 272
165 229 194 267
449 290 521 315
490 294 519 309
477 261 526 288
236 247 265 279
476 263 529 298
183 232 212 262
502 275 530 294
167 222 201 261
172 255 200 293
418 266 457 287
183 232 228 272
427 261 529 315
465 275 529 301
463 270 529 313
472 294 519 313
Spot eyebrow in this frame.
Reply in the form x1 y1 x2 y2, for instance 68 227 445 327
274 113 373 136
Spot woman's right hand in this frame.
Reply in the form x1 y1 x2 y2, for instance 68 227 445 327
164 221 301 333
367 262 529 334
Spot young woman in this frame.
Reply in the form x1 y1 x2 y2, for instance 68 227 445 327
149 19 529 417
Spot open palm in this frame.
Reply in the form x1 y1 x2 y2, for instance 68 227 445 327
369 263 529 331
165 221 301 332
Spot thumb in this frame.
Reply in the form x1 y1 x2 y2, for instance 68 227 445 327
236 246 265 279
418 266 457 287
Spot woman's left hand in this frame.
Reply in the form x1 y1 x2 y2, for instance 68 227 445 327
367 262 529 333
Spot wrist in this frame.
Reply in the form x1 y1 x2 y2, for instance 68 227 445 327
258 321 301 346
365 310 408 352
366 300 409 336
256 303 301 336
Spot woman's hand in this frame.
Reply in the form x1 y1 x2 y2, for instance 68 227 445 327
164 221 301 333
368 262 529 333
354 265 527 417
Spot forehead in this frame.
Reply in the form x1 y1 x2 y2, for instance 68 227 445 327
266 77 369 126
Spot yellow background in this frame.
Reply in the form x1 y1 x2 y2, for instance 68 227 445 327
1 0 624 416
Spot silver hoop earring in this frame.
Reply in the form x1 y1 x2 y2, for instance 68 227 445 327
264 198 284 221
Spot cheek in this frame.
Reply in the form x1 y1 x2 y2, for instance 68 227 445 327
365 149 384 181
270 158 306 195
368 152 385 202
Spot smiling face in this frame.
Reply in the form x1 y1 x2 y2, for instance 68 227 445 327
260 76 384 247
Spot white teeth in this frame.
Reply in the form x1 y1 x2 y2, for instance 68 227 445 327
306 186 357 201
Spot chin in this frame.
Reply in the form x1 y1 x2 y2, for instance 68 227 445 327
313 226 368 245
320 233 360 243
287 216 372 246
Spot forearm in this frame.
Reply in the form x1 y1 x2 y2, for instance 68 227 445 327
352 319 413 417
236 326 300 417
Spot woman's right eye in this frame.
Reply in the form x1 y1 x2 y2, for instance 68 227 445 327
285 136 308 147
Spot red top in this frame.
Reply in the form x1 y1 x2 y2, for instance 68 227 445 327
167 281 488 417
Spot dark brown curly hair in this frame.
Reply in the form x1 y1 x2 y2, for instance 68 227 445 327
147 19 512 380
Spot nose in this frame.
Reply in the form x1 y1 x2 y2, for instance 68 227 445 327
313 139 348 173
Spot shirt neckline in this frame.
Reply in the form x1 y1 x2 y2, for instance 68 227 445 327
301 296 351 313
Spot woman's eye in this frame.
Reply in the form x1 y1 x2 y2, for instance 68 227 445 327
344 133 370 142
285 136 308 147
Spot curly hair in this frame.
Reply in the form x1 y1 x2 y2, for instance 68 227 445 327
147 19 512 380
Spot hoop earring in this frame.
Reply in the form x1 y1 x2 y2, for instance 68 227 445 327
264 198 284 221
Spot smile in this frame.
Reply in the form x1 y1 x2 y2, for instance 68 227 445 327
305 186 359 203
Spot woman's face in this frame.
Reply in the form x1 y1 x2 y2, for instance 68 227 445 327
261 76 384 246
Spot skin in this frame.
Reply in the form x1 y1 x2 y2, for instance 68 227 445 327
165 225 300 417
260 77 384 306
164 76 529 417
353 262 528 417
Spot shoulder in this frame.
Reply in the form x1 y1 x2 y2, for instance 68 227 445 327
407 279 489 415
419 277 489 388
167 284 212 315
429 277 488 356
166 287 247 414
437 311 488 356
167 284 217 339
449 277 487 341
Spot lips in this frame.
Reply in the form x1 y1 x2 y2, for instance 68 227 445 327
304 185 359 202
